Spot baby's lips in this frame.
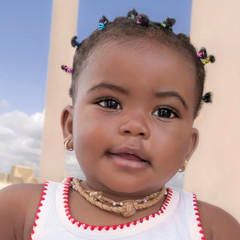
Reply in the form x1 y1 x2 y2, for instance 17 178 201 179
113 152 143 161
109 147 150 163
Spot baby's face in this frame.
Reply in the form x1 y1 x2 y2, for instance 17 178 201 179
71 40 198 195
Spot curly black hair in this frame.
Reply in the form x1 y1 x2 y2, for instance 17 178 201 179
70 9 214 118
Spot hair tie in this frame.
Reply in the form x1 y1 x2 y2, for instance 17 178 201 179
201 92 212 103
136 15 149 27
197 47 215 65
161 18 176 31
61 65 72 73
197 48 207 59
203 55 215 65
99 16 109 31
71 36 80 47
127 9 138 19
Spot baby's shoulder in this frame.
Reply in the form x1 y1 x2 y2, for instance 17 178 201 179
0 183 44 240
197 200 240 240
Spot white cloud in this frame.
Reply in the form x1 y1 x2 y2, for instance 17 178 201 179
0 109 86 180
0 110 44 176
0 126 14 140
0 100 11 109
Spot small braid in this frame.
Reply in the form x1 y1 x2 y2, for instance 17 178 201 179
127 9 138 19
136 15 150 27
202 92 212 103
70 9 215 118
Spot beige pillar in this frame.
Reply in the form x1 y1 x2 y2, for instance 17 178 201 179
184 0 240 221
40 0 79 182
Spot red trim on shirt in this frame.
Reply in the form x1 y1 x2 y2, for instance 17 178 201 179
30 181 49 240
193 194 206 240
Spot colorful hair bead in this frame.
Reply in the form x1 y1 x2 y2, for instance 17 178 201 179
197 48 207 59
136 15 149 27
99 16 109 31
61 65 72 73
201 92 212 103
203 55 215 65
161 18 176 31
71 36 80 47
99 23 105 31
197 48 215 65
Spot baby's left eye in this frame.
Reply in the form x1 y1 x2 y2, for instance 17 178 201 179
152 107 178 119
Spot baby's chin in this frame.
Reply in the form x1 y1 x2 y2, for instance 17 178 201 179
97 177 163 199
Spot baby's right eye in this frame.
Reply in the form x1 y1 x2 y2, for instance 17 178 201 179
96 98 121 110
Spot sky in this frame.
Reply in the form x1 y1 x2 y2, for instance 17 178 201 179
0 0 192 186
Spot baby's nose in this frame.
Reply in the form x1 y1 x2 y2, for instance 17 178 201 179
118 114 150 138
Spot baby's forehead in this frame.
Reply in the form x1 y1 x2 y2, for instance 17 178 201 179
91 37 194 65
82 41 196 97
89 39 195 77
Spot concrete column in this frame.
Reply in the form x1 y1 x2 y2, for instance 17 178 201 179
40 0 79 182
184 0 240 221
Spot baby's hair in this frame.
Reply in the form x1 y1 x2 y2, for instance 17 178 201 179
201 92 212 103
71 36 81 47
70 9 215 118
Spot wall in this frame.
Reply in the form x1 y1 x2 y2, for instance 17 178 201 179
40 0 79 182
184 0 240 222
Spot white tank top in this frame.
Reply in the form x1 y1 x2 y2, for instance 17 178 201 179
30 177 205 240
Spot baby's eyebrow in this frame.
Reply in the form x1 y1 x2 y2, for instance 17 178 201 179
87 82 129 95
87 82 188 110
153 90 188 110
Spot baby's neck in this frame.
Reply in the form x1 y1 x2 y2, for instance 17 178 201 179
81 179 162 202
68 186 167 226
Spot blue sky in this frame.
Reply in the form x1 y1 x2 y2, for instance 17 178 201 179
0 0 192 182
0 0 52 115
0 0 192 115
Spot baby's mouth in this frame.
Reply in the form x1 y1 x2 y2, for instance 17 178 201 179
106 151 150 165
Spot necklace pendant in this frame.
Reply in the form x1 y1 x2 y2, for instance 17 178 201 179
122 202 136 217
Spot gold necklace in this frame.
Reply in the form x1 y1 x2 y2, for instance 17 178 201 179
71 178 167 217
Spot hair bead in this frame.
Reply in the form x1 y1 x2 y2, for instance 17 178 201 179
71 36 80 47
61 65 72 73
197 48 207 59
161 18 176 31
136 15 149 27
197 48 216 65
99 16 109 31
201 92 212 103
203 55 215 65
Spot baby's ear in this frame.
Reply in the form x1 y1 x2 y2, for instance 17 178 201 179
185 128 199 161
61 105 74 138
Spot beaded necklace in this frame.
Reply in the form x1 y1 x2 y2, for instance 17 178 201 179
71 178 167 217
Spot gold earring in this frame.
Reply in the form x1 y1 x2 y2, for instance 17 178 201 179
178 160 188 173
64 138 74 151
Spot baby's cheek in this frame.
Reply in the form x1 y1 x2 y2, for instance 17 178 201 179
73 117 112 156
151 129 189 164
